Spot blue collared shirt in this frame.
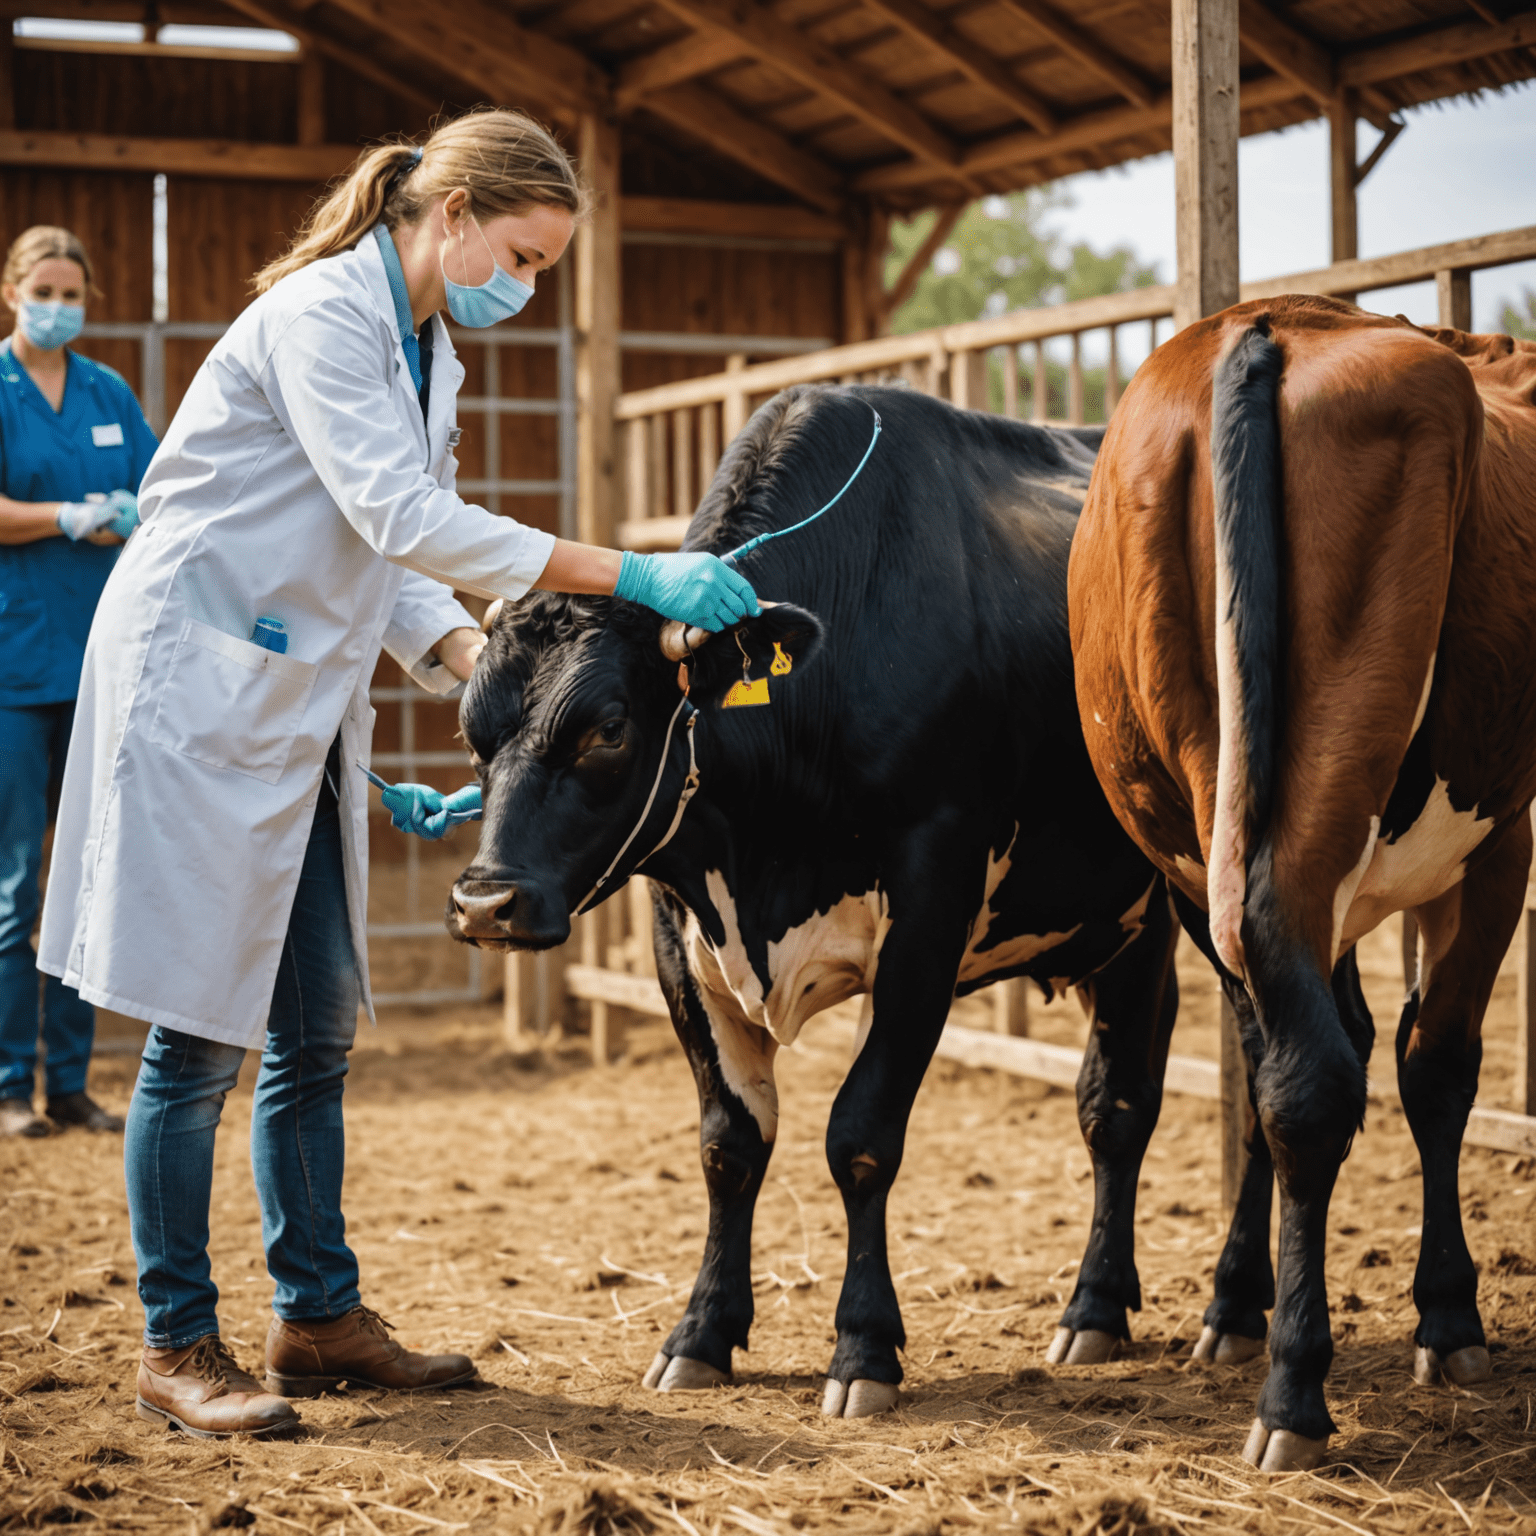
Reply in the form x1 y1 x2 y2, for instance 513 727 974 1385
0 341 158 707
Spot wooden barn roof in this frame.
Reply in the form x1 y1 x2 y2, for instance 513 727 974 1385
7 0 1534 217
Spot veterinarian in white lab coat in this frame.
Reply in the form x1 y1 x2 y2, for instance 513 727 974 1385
37 109 758 1440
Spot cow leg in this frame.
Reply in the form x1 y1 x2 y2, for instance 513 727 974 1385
1237 851 1369 1473
821 843 977 1418
1048 885 1180 1365
644 892 777 1392
1169 891 1276 1365
1400 819 1528 1390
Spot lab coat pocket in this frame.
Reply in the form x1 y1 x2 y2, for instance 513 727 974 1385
149 619 319 784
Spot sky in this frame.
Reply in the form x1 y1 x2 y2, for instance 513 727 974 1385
1035 83 1536 366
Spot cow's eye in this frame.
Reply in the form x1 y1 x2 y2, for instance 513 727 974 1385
576 716 629 760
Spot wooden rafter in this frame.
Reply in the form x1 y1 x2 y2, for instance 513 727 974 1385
322 0 612 117
648 0 962 167
988 0 1154 109
1338 6 1536 85
615 31 745 108
1235 0 1331 107
216 0 443 112
642 81 845 211
855 72 1299 192
879 201 964 323
0 128 357 178
859 0 1056 133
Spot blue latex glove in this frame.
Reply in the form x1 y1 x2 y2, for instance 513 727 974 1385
104 488 139 539
613 550 760 632
380 781 482 840
56 498 117 541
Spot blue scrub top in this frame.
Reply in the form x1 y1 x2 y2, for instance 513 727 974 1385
0 341 158 708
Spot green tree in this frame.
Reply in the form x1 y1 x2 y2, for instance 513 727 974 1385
883 192 1159 420
1501 289 1536 339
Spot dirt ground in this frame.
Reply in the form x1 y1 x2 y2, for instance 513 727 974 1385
3 920 1535 1534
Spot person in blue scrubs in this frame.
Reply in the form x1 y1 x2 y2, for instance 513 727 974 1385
0 225 156 1138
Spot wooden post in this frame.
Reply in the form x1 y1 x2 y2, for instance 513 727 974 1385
1105 326 1120 417
0 23 15 130
1067 332 1084 424
582 907 614 1064
671 409 693 520
296 50 326 146
697 403 719 498
949 349 987 410
992 978 1030 1037
1219 991 1249 1214
625 416 649 528
629 878 657 980
1000 346 1018 418
576 113 620 549
1328 88 1358 302
503 951 539 1049
1032 340 1047 422
1436 268 1472 330
1171 0 1240 333
722 353 749 442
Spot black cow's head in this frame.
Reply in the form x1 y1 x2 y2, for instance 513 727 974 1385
445 593 824 949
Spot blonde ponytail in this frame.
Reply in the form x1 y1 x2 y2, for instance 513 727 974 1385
253 108 588 295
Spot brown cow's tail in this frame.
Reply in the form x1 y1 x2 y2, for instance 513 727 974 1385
1206 317 1285 980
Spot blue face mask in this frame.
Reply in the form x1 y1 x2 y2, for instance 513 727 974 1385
18 300 84 350
440 216 534 328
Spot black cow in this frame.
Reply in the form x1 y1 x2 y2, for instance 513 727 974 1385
449 384 1206 1415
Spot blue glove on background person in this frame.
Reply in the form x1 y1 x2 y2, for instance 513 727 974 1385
381 782 482 840
56 497 119 541
104 488 139 539
613 550 759 631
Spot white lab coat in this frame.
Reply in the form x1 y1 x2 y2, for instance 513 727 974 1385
37 234 556 1047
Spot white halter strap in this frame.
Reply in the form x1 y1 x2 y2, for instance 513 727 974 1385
574 690 700 915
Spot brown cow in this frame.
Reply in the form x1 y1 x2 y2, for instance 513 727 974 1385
1068 294 1536 1470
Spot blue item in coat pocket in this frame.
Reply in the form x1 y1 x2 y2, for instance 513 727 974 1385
149 619 319 784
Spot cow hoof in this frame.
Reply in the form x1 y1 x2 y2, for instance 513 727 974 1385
641 1352 730 1391
821 1378 899 1418
1414 1344 1492 1387
1045 1327 1117 1365
1242 1418 1328 1472
1191 1326 1265 1365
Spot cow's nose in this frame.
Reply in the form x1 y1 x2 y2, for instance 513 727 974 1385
451 882 516 938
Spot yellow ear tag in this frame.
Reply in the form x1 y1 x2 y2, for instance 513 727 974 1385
722 631 771 708
722 674 770 708
770 641 793 676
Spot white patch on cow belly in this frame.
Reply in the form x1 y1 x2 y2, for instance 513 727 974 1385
1208 536 1250 980
684 908 780 1142
1331 816 1380 967
694 869 890 1049
1339 779 1490 950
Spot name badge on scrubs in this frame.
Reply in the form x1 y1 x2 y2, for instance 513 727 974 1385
91 423 125 447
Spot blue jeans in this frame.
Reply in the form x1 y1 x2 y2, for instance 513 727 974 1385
0 702 95 1100
124 750 363 1347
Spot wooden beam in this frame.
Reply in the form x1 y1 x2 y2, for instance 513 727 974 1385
1172 0 1240 331
1340 8 1536 86
649 0 961 167
854 70 1298 192
216 0 443 112
576 114 622 550
1236 0 1332 108
1328 89 1357 281
990 0 1154 108
296 49 326 146
860 0 1057 133
642 81 845 213
879 201 964 325
12 35 304 62
621 195 846 240
0 24 13 132
0 129 355 179
615 31 745 108
323 0 612 117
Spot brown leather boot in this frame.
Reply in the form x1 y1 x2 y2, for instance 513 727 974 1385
137 1336 301 1438
265 1305 478 1397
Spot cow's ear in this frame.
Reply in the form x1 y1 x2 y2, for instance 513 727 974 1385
684 602 825 708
